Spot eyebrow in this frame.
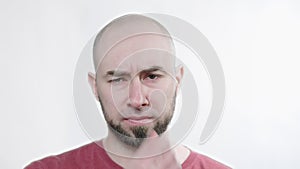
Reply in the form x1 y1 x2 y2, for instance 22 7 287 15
104 66 165 77
105 70 130 77
140 66 165 74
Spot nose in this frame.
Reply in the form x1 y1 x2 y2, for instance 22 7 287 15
128 77 149 109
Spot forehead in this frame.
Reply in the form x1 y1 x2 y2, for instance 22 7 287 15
93 16 175 74
101 34 174 72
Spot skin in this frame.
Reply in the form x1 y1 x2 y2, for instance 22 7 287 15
88 14 189 168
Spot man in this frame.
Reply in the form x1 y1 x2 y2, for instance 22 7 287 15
25 14 230 169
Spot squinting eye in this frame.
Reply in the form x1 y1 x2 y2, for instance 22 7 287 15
108 78 125 84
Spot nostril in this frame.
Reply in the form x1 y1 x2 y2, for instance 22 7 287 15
127 98 149 110
135 105 149 112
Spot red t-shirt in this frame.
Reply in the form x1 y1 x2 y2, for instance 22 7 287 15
25 142 230 169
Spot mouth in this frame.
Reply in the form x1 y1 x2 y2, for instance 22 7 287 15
123 117 154 126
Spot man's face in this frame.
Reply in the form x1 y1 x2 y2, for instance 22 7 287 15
93 34 182 147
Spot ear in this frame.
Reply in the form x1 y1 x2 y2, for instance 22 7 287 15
88 72 99 101
175 65 184 92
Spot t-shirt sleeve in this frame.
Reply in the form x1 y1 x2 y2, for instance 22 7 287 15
23 142 123 169
182 150 231 169
24 161 43 169
24 156 61 169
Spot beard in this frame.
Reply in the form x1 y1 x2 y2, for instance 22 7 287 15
98 95 176 148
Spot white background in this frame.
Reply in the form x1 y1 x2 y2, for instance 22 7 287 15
1 0 300 168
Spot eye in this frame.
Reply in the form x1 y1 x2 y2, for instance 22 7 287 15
108 78 125 84
148 74 157 79
145 74 161 80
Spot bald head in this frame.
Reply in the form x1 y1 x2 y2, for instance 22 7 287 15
92 14 175 71
88 15 184 148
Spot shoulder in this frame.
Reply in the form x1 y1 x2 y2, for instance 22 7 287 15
24 142 110 169
182 149 231 169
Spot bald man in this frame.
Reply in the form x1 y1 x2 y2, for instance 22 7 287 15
25 14 230 169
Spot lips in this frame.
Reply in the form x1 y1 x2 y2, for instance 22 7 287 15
123 117 154 126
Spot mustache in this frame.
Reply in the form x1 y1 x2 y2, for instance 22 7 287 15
118 107 162 118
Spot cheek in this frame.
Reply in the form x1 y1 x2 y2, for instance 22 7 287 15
98 87 117 111
98 83 129 106
154 81 176 101
98 86 127 120
149 89 175 116
98 84 115 103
